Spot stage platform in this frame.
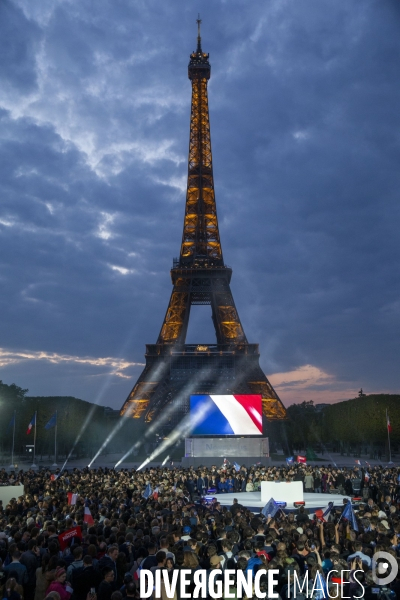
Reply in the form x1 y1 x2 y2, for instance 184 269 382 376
214 491 350 512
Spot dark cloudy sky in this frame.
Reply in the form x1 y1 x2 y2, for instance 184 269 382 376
1 0 399 409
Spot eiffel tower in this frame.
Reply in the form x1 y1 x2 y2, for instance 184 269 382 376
120 21 287 431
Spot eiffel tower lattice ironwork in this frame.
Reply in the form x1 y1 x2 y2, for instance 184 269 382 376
120 22 287 429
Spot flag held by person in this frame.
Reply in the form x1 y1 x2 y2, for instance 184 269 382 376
315 501 333 522
152 487 159 500
84 506 94 525
67 492 78 506
143 483 152 499
261 497 279 518
297 455 307 464
45 413 57 430
286 456 294 466
58 526 82 551
233 462 241 472
341 501 359 532
26 414 36 434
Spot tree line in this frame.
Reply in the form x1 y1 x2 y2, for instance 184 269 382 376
279 394 399 456
0 380 133 460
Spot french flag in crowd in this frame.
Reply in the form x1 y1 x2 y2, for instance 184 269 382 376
68 493 78 506
315 501 334 522
191 395 263 435
26 414 36 435
84 507 94 525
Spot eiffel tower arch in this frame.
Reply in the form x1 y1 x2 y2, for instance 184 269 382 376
120 23 287 434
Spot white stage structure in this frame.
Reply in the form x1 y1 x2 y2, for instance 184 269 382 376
0 485 24 505
261 481 303 503
216 490 350 511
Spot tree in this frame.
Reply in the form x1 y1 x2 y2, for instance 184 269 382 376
0 381 29 453
285 401 323 451
0 380 28 404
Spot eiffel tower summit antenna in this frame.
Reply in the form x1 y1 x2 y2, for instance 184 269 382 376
120 23 287 431
196 13 202 52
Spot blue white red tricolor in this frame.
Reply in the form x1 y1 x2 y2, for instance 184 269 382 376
26 414 36 434
190 394 263 435
68 493 78 505
315 501 333 522
84 507 94 525
387 413 392 433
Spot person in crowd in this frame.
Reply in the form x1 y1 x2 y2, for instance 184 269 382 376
98 547 118 581
245 476 254 492
66 547 84 581
196 473 208 497
97 568 114 600
313 470 322 493
4 577 23 600
124 581 138 600
165 557 174 572
4 551 28 585
70 556 100 600
45 568 72 600
20 541 41 600
304 471 314 493
34 555 54 600
139 544 157 571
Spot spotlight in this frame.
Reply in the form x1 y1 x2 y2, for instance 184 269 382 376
115 440 141 468
100 366 215 469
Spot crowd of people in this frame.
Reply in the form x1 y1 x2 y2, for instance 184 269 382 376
0 462 400 599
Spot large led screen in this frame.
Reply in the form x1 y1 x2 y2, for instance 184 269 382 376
190 394 263 436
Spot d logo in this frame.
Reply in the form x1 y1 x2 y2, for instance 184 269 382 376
372 551 398 586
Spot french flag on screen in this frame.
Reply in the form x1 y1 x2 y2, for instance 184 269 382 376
191 395 263 435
